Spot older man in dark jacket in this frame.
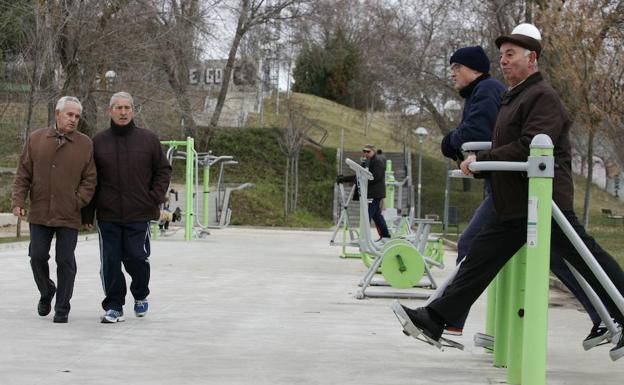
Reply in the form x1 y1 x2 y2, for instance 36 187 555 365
393 24 624 360
12 96 97 323
84 91 171 324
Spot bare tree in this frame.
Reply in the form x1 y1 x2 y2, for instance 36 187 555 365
536 0 624 225
206 0 306 144
277 101 306 216
147 0 214 138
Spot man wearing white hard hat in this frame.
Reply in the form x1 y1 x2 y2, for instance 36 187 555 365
392 23 624 361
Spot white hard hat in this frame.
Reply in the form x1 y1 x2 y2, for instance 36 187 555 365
511 23 542 41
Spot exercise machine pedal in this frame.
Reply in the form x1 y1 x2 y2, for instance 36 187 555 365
473 332 494 350
390 300 464 351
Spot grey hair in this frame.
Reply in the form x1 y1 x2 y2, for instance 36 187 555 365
109 91 134 108
523 49 539 69
55 96 83 114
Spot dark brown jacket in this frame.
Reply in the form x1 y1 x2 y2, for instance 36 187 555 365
476 72 574 219
12 126 97 229
85 122 171 223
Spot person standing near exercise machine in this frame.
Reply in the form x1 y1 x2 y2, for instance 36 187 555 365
337 144 391 240
83 92 171 323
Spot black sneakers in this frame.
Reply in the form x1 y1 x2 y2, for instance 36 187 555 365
391 300 443 341
582 322 609 350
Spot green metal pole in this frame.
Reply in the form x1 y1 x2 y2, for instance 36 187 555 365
493 260 512 367
485 280 497 338
185 137 194 241
385 159 395 209
151 221 159 240
507 245 527 384
521 136 554 385
203 162 210 227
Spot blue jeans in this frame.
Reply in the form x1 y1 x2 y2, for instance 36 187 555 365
368 198 390 238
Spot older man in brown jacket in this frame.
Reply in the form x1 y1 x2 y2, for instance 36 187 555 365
12 96 97 323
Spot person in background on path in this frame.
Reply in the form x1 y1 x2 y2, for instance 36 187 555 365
83 91 171 324
12 96 97 323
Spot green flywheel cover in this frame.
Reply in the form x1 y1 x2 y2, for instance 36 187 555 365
380 242 425 288
362 239 409 268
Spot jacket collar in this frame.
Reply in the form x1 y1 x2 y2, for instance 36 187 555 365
45 125 76 142
501 72 543 105
459 73 490 99
110 119 136 136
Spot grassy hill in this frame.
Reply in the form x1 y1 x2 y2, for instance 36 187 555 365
246 92 441 153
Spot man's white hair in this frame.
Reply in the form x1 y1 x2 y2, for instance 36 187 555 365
524 49 539 69
109 91 134 108
55 96 82 114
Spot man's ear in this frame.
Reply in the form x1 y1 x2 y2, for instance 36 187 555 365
529 51 538 64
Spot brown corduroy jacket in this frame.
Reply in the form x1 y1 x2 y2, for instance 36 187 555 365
12 126 97 229
476 72 574 220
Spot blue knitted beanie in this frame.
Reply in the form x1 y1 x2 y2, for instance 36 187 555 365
449 46 490 74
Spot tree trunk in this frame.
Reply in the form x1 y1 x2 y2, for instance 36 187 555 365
582 131 595 227
24 3 42 140
25 55 39 139
293 155 299 211
284 156 290 216
173 86 197 138
208 0 249 134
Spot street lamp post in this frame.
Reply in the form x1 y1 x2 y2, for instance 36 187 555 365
413 126 428 219
442 100 462 235
105 70 117 91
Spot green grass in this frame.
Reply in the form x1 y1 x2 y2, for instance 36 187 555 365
0 235 28 243
247 92 430 153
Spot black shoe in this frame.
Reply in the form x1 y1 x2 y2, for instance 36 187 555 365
583 322 609 350
610 330 624 361
53 313 68 323
391 301 443 341
37 299 52 316
37 287 56 316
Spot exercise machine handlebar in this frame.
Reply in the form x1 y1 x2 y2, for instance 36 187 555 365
345 158 373 181
461 141 492 152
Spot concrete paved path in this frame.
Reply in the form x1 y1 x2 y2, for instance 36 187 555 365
0 227 622 385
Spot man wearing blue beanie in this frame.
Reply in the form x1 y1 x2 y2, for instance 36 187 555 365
438 46 506 336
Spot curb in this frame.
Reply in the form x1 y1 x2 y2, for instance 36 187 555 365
0 233 97 252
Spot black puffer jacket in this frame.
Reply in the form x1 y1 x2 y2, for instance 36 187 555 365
341 154 386 199
364 154 386 199
84 121 172 223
